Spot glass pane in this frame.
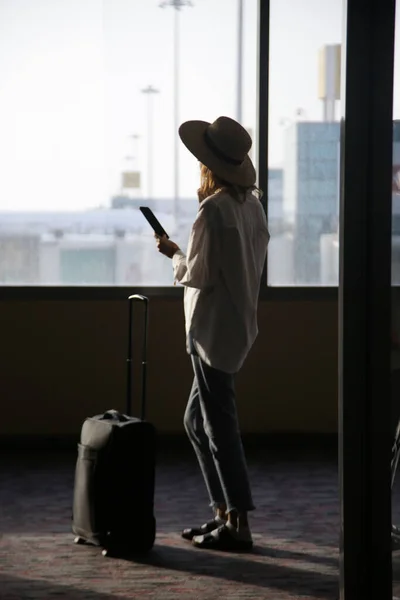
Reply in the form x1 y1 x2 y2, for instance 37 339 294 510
0 0 258 286
392 4 400 596
267 0 342 285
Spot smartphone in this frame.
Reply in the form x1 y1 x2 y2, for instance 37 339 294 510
139 206 169 239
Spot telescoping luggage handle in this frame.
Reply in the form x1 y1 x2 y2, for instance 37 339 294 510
127 294 148 420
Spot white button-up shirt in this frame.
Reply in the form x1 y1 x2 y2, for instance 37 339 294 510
172 189 270 374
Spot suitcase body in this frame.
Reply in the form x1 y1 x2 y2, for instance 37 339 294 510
72 295 156 556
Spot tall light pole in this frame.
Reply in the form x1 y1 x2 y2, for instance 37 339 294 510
159 0 193 221
237 0 243 124
141 85 159 200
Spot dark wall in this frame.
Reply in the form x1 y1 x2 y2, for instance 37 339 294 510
0 299 338 435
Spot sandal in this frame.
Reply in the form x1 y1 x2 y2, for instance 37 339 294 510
192 524 253 552
181 518 224 541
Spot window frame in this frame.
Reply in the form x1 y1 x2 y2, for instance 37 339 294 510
258 0 339 299
0 0 339 302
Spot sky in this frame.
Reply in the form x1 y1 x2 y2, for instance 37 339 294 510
0 0 399 211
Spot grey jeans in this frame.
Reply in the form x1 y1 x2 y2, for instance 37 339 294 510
183 350 255 515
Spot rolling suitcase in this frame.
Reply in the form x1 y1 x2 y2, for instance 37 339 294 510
72 294 156 557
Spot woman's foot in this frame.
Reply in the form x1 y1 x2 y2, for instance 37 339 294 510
181 515 226 541
192 522 253 552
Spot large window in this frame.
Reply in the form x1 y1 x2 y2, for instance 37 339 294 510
392 3 400 592
392 6 400 288
267 0 343 286
0 0 258 286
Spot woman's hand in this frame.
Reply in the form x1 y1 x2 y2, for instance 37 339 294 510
155 234 180 259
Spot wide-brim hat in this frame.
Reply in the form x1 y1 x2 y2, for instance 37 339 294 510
179 116 256 187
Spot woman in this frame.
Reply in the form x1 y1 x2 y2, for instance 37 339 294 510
156 116 270 552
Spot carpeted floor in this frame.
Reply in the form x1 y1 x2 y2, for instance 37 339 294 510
1 444 400 600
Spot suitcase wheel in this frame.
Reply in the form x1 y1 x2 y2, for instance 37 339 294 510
74 536 85 545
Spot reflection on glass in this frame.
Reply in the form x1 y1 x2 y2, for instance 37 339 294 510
0 0 258 286
392 4 400 594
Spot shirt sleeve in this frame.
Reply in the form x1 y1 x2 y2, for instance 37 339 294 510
172 201 220 289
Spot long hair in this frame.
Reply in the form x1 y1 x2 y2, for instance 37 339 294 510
197 163 259 203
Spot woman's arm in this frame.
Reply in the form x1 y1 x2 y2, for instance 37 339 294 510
172 201 220 289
